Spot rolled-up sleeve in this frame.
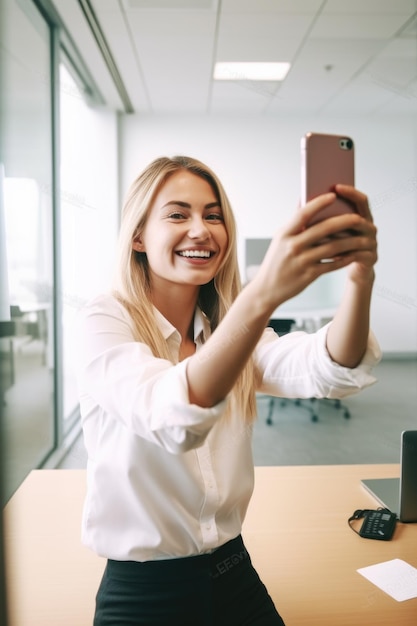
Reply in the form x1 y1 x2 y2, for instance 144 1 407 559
255 323 381 399
73 296 226 454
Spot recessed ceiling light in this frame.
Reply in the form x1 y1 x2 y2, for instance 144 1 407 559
214 62 290 81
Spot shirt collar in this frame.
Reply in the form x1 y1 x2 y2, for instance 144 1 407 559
153 306 210 346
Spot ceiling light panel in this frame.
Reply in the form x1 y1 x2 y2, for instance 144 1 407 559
124 0 215 8
214 62 290 81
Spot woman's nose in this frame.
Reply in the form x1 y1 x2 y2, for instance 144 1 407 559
188 216 210 239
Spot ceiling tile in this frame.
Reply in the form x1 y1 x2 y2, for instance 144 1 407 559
378 80 417 112
323 0 417 15
216 36 302 62
124 0 214 8
210 80 275 112
321 75 398 114
310 14 413 39
221 0 323 14
217 13 314 53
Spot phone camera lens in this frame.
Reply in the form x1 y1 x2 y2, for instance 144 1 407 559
340 138 353 150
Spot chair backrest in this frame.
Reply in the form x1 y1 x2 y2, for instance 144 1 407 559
0 321 16 338
268 318 296 336
10 305 23 319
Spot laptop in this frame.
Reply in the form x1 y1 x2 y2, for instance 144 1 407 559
361 430 417 523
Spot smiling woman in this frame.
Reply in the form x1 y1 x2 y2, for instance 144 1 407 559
132 170 228 293
73 154 381 626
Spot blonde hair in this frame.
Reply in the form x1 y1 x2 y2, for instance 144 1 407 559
112 156 257 422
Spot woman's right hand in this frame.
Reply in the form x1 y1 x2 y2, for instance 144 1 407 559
252 191 372 311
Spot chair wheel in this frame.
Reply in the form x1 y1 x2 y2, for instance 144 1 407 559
343 410 351 419
311 414 319 422
266 417 273 426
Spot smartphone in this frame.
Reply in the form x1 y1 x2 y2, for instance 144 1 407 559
301 132 356 226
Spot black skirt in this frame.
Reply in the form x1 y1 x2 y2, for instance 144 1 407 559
94 535 286 626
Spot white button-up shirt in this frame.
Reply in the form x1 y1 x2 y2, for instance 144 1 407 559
73 294 381 562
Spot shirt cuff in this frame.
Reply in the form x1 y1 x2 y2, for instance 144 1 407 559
315 323 382 397
150 358 227 453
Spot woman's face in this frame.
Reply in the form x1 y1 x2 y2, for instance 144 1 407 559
133 169 229 294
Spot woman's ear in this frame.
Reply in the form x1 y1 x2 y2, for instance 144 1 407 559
132 234 145 253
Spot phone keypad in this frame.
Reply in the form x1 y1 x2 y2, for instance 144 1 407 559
359 510 396 541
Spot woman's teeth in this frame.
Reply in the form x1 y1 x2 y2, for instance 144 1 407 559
178 250 211 258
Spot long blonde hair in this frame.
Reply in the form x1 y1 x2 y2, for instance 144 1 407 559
112 156 257 422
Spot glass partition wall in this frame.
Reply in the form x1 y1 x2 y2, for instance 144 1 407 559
0 0 112 502
1 0 57 502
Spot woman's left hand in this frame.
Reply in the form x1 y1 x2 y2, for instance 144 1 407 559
333 184 378 285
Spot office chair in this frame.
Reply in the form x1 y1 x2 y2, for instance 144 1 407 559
262 318 351 424
10 304 47 364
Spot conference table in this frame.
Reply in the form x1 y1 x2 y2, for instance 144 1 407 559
4 464 417 625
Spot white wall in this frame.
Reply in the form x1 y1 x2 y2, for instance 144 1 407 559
60 97 119 416
60 102 119 305
119 113 417 355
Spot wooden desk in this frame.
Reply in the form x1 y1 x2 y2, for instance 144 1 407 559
244 465 417 625
4 465 417 625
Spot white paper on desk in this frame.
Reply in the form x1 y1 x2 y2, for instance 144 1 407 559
357 559 417 602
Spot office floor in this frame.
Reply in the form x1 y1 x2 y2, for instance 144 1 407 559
2 340 55 503
59 358 417 468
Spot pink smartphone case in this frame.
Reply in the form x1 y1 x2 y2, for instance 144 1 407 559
301 132 355 225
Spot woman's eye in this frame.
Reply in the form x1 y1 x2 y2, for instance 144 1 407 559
168 212 187 220
206 213 224 222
